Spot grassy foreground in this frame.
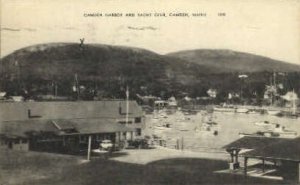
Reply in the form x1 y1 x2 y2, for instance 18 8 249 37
0 149 287 185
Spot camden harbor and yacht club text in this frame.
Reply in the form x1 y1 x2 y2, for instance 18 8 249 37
83 12 226 18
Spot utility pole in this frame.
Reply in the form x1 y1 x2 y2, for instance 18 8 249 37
87 135 92 161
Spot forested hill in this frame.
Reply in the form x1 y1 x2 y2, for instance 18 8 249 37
167 49 300 73
1 43 299 100
0 43 215 98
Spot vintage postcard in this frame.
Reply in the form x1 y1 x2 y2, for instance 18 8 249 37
1 0 300 184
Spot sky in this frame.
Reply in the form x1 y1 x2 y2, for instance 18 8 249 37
1 0 300 64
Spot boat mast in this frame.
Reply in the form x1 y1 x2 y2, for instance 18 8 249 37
126 85 129 124
270 72 277 106
292 89 296 115
74 74 79 100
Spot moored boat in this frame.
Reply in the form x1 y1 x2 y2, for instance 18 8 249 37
195 113 220 135
235 108 249 113
213 107 236 113
240 124 297 138
267 109 282 116
154 123 172 131
254 121 273 127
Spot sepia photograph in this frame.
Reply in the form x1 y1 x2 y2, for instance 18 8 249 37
1 0 300 184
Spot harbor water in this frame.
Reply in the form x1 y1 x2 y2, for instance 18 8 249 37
144 111 300 152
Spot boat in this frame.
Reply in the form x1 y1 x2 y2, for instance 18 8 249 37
254 121 273 127
213 107 236 113
267 109 282 116
159 114 168 118
272 124 297 138
287 89 298 119
154 124 172 131
247 109 260 114
178 128 189 131
235 108 249 113
240 124 297 138
182 109 198 115
239 131 280 138
195 113 219 135
195 121 219 135
264 72 283 116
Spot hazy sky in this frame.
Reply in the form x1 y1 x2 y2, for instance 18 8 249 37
1 0 300 64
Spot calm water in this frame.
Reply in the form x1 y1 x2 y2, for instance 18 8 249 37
145 111 300 151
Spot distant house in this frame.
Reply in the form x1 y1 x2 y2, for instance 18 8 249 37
207 89 217 98
167 96 178 107
11 96 24 102
281 91 298 102
0 101 145 153
0 92 6 100
154 100 168 109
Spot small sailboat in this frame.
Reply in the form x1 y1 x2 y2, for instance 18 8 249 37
265 72 283 116
289 89 298 119
195 113 219 135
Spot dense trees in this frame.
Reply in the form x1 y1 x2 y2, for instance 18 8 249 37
1 43 299 104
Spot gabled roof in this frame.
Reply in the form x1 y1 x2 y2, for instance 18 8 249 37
70 119 134 134
0 120 58 138
242 137 300 162
223 136 291 150
0 100 143 122
0 118 133 138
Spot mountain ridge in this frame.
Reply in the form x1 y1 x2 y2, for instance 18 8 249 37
1 43 299 99
167 49 300 73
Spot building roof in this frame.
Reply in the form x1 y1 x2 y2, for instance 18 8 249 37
0 100 143 122
242 137 300 162
51 119 77 130
0 118 134 138
70 119 134 134
223 136 291 150
0 120 58 138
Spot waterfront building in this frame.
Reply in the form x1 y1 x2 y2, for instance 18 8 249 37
0 100 145 153
224 136 300 183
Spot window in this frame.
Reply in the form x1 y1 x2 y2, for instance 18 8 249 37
21 139 27 144
134 117 142 123
135 128 142 136
118 121 133 124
